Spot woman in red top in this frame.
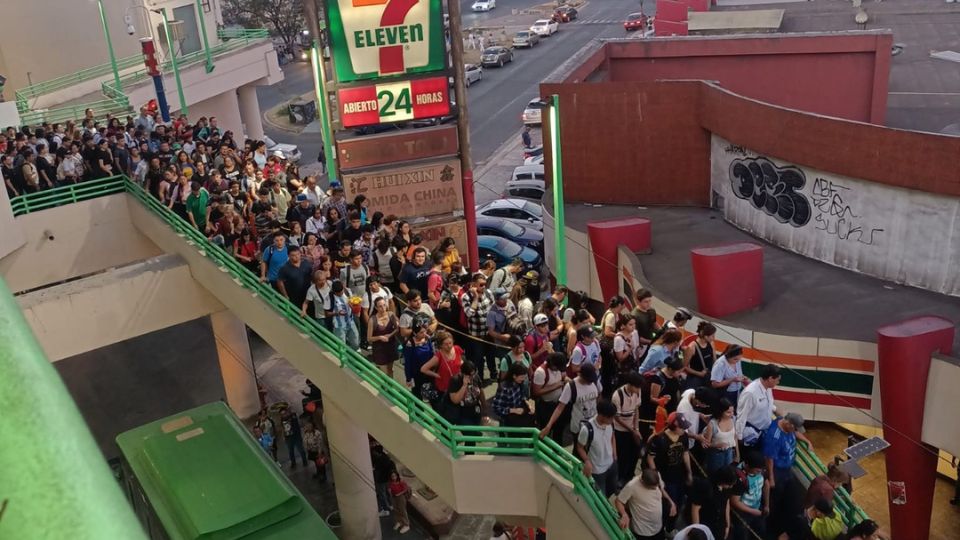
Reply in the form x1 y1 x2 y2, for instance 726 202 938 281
234 229 259 273
388 470 411 533
419 330 463 394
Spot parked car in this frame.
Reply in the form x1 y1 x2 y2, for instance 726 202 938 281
505 178 546 201
523 144 544 160
481 46 513 67
522 99 545 125
511 164 545 182
553 6 578 22
471 0 496 12
262 135 302 163
478 235 542 269
464 64 483 86
352 123 404 136
476 216 543 251
476 198 543 229
513 30 540 48
449 64 483 87
530 19 559 37
409 100 458 128
624 12 648 31
524 154 544 166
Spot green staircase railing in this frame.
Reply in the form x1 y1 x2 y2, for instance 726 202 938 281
6 176 870 537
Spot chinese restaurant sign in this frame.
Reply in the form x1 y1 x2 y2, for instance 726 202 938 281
326 0 446 82
341 158 463 218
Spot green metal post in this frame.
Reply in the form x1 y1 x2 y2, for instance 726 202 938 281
310 40 338 184
97 0 122 91
195 0 215 73
158 8 188 115
549 94 567 286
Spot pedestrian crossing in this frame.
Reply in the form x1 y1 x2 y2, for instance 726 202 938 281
571 19 625 25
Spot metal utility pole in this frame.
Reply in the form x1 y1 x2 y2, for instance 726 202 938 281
447 0 480 271
195 0 215 73
303 0 338 184
155 8 188 115
96 0 122 91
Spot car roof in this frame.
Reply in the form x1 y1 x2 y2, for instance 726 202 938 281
482 198 538 211
526 98 544 107
534 19 551 24
513 164 545 174
628 12 644 18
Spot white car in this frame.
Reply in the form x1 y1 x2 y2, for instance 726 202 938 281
464 64 483 86
476 199 544 230
511 165 545 182
524 154 544 166
530 19 559 37
262 135 302 163
472 0 495 12
522 98 546 125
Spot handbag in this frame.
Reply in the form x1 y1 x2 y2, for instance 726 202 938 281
419 380 441 404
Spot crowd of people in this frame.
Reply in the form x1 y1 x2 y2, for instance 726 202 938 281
2 110 890 540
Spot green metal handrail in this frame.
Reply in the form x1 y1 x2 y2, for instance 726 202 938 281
14 54 142 109
9 175 629 539
217 28 270 40
6 177 871 537
0 274 146 538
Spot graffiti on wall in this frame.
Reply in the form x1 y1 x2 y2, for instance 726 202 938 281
811 178 885 245
729 157 811 227
727 154 884 245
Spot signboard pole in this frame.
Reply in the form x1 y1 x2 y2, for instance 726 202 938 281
304 0 339 184
448 0 479 271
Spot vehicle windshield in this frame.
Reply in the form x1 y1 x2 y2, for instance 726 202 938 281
534 20 548 25
482 48 500 55
262 135 277 147
628 13 643 20
516 32 530 37
493 237 523 257
500 220 526 236
522 201 543 218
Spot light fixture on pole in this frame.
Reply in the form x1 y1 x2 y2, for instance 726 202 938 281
96 0 122 91
152 8 188 116
548 94 567 286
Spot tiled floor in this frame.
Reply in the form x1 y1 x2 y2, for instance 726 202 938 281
805 424 960 540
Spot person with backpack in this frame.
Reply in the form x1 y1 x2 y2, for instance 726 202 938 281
599 296 628 397
525 313 554 371
441 361 486 443
436 274 467 347
403 318 436 401
371 237 397 292
420 331 464 399
639 328 684 373
532 352 569 445
729 451 769 540
576 399 618 497
491 363 535 445
489 257 522 296
569 325 601 377
259 232 289 287
639 357 684 440
327 281 361 350
612 372 644 486
613 314 641 379
499 335 532 394
302 269 332 330
399 289 437 339
687 465 737 540
616 468 677 540
539 363 602 443
425 251 446 310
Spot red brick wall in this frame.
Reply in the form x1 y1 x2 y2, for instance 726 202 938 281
604 33 892 124
541 82 711 206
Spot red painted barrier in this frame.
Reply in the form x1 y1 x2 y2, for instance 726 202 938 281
877 317 955 540
588 218 652 300
657 0 690 22
655 19 689 36
690 242 763 317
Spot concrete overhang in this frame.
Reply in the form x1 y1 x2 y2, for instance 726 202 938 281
17 254 224 361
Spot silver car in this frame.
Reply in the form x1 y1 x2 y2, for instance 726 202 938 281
464 64 483 86
513 31 540 48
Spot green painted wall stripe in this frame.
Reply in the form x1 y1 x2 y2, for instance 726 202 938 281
743 361 874 396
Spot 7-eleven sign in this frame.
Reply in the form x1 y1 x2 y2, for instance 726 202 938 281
325 0 446 83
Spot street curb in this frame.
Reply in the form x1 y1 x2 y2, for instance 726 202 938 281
262 90 316 135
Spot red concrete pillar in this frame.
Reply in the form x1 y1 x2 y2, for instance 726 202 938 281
876 316 955 540
690 242 762 318
587 218 651 300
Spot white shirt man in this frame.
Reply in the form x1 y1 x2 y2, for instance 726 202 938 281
736 365 782 445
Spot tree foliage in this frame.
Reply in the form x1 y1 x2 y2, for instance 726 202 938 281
221 0 305 47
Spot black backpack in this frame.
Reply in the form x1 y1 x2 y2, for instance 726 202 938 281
580 419 595 452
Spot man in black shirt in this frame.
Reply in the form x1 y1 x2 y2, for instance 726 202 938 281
277 247 314 307
2 153 21 197
647 412 693 531
398 247 430 295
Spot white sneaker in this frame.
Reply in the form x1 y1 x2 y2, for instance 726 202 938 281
399 525 410 534
378 510 390 517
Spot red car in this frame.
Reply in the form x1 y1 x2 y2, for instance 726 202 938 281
624 12 648 31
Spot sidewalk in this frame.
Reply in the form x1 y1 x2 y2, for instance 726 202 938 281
248 333 496 539
473 128 542 205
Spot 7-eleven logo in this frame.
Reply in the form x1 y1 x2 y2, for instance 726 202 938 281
337 0 432 77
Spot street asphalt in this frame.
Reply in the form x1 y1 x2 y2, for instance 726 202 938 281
258 0 652 170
